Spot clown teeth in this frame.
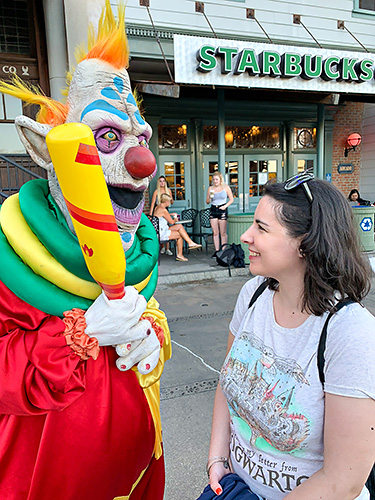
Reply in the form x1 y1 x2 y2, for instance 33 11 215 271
111 198 144 226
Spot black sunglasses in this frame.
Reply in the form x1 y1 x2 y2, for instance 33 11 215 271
284 170 314 203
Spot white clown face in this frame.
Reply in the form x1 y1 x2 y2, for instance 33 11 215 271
64 59 156 250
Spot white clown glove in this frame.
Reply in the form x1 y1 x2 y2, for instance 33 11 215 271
115 319 161 375
84 286 147 346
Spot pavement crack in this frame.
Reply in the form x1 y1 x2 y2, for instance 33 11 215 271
171 340 220 374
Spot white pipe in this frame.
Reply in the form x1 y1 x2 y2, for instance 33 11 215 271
42 0 68 101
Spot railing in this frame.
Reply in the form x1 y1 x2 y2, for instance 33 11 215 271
0 154 47 203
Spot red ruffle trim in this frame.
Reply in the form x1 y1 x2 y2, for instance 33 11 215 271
62 308 100 360
141 315 164 347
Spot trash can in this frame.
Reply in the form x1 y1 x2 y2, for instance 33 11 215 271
352 206 375 252
227 213 254 264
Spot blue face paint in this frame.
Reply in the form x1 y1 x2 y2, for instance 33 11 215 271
81 100 129 122
134 110 145 125
121 232 132 243
126 93 137 106
126 94 145 125
101 87 121 100
114 76 124 94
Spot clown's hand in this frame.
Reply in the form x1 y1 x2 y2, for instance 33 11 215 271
84 287 147 346
115 320 161 375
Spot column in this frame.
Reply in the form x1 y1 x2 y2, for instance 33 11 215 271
217 88 225 176
317 104 325 179
42 0 68 101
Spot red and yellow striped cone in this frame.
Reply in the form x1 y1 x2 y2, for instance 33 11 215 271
46 123 125 300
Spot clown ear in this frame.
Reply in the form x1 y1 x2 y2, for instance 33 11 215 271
15 115 53 173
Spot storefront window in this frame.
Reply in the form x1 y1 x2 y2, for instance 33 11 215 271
0 0 31 55
358 0 375 10
164 161 186 200
248 160 277 197
203 126 280 149
158 124 187 149
297 159 314 172
294 128 317 149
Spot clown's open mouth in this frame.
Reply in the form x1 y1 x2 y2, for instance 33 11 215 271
107 185 144 210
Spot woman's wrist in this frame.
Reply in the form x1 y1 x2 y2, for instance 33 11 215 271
206 456 230 478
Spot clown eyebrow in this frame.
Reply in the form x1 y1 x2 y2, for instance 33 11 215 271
80 99 129 121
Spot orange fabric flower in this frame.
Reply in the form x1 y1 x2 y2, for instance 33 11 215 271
141 315 164 347
62 308 100 360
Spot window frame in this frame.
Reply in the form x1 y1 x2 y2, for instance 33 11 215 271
353 0 375 17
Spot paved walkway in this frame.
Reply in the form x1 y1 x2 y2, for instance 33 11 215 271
155 250 375 500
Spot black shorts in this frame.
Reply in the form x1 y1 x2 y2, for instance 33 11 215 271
210 204 228 220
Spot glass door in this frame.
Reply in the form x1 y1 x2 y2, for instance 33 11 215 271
294 154 316 175
243 155 282 212
203 155 243 212
159 155 191 213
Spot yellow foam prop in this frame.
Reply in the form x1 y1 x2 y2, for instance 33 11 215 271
46 123 126 300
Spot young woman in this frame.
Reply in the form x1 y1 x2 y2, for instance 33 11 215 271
206 171 234 257
154 193 201 262
207 173 375 499
150 176 174 255
348 188 372 207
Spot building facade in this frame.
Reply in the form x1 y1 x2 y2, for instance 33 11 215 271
1 0 375 213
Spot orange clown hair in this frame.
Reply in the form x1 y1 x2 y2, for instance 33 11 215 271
77 0 129 69
0 1 128 126
0 76 69 126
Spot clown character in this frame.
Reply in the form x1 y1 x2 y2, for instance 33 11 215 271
0 2 171 499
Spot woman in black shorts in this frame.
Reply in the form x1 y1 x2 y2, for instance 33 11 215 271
206 171 234 256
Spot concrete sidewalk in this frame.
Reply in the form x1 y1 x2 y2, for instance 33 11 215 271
155 258 375 500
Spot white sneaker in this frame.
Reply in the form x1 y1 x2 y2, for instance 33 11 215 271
165 249 173 256
160 247 165 254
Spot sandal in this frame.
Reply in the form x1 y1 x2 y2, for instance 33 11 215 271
176 256 188 262
188 243 202 250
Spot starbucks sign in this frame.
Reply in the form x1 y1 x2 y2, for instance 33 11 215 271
174 34 375 94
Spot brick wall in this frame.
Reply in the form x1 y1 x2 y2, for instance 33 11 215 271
143 188 150 213
331 101 364 198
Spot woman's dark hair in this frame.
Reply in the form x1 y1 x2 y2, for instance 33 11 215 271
264 179 371 315
348 188 360 201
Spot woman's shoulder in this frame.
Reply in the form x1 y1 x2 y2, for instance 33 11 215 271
237 276 268 307
326 303 375 353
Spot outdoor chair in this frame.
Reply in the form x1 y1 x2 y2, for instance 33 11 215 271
189 208 213 255
146 214 176 264
181 208 199 250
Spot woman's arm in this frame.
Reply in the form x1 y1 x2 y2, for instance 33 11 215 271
284 393 375 500
221 185 234 210
206 187 213 205
149 190 157 215
161 209 176 225
208 332 235 494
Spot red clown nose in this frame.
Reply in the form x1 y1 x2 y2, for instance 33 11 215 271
124 146 156 179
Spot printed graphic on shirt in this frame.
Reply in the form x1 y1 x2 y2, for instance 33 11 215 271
221 329 310 453
230 433 310 495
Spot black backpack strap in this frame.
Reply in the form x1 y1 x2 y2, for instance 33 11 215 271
248 281 268 309
317 299 356 385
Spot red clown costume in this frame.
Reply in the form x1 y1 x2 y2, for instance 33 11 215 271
0 2 171 499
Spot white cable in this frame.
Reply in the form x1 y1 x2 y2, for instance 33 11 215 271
171 340 220 374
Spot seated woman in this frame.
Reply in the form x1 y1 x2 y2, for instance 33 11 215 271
348 188 372 206
153 194 201 262
149 176 174 255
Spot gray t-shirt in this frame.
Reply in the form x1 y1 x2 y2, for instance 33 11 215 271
220 276 375 500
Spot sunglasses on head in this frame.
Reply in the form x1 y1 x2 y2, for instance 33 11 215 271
284 170 314 203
